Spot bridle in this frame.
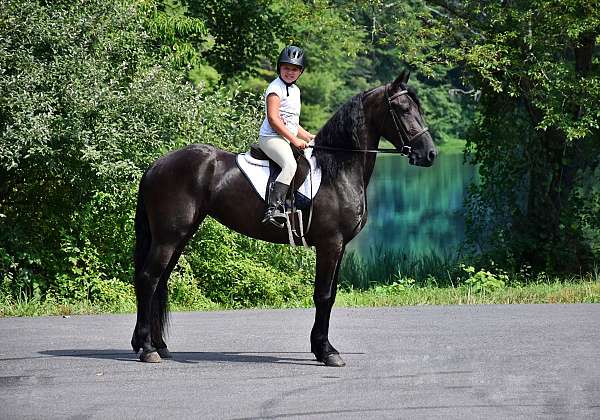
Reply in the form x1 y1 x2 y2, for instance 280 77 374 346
309 85 429 156
385 86 429 155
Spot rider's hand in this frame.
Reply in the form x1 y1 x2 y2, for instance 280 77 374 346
293 139 308 149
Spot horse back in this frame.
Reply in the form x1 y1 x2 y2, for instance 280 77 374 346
140 143 364 247
143 143 218 197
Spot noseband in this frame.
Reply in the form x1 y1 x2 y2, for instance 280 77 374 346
386 87 429 156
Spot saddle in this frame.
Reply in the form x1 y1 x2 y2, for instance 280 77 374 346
249 143 312 209
238 143 320 247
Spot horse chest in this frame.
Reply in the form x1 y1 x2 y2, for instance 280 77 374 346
338 187 367 238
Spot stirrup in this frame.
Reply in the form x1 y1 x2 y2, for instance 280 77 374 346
262 208 287 228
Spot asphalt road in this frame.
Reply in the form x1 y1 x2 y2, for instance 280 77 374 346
1 304 599 419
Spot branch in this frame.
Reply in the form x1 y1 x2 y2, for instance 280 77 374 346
425 0 473 24
424 1 486 39
449 88 482 101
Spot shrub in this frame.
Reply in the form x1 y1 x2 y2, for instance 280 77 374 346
186 219 314 308
460 264 507 293
168 256 217 310
0 0 306 308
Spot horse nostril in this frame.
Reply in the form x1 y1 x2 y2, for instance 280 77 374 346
428 150 437 162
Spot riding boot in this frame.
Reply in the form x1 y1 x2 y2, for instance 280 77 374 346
262 181 289 227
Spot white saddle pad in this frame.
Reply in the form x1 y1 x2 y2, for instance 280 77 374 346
236 147 322 201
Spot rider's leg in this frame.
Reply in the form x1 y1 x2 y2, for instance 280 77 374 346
258 136 296 225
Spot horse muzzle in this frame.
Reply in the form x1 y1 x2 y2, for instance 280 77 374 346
409 147 437 167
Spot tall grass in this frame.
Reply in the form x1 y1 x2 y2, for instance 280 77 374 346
340 247 461 289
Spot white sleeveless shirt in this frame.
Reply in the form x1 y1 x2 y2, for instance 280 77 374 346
259 77 301 137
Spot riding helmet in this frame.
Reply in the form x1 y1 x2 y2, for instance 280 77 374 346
277 46 305 74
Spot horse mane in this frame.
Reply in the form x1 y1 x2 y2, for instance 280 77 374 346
405 85 422 111
312 82 420 181
314 92 368 181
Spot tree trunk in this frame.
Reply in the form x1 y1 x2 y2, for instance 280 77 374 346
521 33 596 269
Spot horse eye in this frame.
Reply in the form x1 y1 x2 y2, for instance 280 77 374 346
398 103 410 112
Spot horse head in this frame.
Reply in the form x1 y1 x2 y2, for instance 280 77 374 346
381 70 437 167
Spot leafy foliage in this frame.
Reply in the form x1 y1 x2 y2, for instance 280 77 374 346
461 264 507 294
409 0 600 271
185 219 314 308
186 0 286 78
2 0 596 310
0 0 313 306
143 0 211 69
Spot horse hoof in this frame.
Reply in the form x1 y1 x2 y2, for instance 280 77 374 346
139 351 161 363
156 347 172 359
322 353 346 367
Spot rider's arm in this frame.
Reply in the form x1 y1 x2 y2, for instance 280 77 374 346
266 93 307 149
297 125 315 142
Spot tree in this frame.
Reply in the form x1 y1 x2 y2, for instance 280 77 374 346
185 0 287 78
0 0 279 301
342 0 476 143
412 0 600 270
144 0 221 87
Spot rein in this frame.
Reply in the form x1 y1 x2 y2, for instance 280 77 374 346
308 86 429 157
308 144 412 155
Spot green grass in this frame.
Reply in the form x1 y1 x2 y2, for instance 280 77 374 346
436 137 467 154
336 280 600 306
3 248 598 317
0 294 138 317
1 278 598 317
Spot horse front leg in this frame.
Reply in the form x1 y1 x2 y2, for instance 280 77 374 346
311 240 346 367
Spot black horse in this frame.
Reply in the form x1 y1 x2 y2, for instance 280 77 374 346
131 70 437 366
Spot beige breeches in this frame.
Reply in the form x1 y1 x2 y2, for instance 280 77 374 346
258 135 297 185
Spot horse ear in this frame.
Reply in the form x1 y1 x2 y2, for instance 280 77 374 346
391 70 410 90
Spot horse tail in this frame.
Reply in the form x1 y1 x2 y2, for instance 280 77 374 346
133 177 151 282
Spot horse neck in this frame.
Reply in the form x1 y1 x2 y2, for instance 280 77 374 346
333 119 380 189
318 86 386 188
357 87 387 187
356 132 379 188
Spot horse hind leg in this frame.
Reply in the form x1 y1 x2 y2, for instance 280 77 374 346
149 242 189 360
135 212 206 362
132 242 180 363
150 276 171 359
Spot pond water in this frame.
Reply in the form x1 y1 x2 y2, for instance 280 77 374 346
347 150 477 257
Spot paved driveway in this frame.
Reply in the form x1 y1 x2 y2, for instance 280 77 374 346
1 305 599 419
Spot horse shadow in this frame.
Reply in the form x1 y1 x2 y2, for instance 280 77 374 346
38 349 339 366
